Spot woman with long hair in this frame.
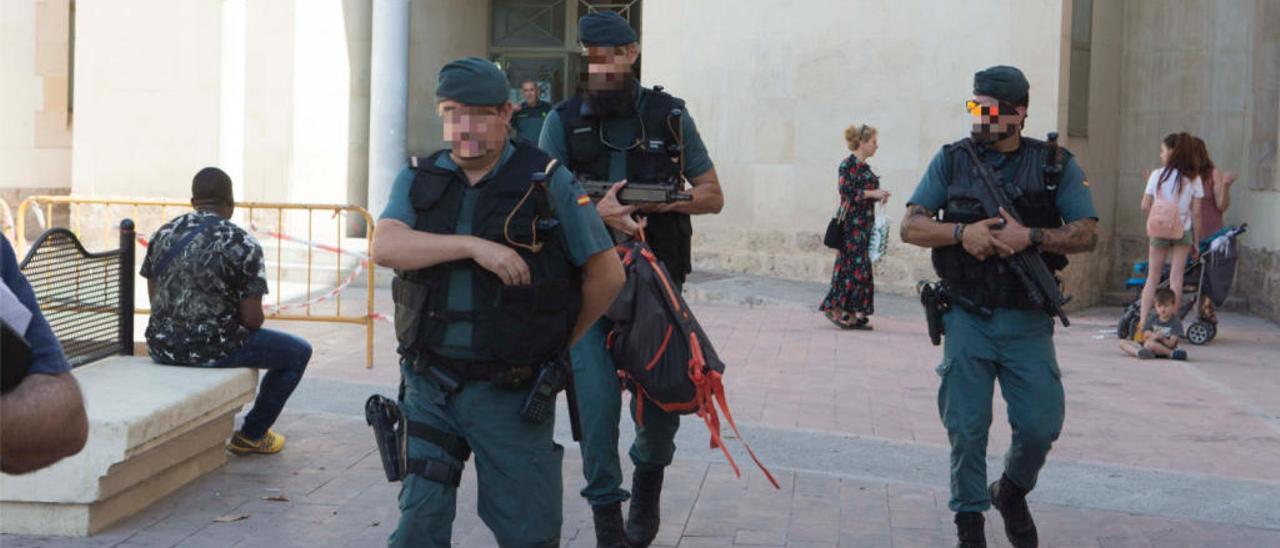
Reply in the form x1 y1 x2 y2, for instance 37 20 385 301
1190 137 1236 322
1138 133 1204 336
821 124 889 330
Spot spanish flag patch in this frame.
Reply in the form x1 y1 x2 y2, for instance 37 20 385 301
576 194 591 206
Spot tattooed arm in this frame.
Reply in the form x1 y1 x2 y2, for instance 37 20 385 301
1038 218 1099 255
901 203 1009 260
992 208 1099 256
900 204 953 248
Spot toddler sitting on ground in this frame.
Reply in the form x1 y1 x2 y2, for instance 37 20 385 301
1121 287 1188 360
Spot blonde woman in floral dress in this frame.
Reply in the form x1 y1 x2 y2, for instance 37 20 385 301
822 124 889 330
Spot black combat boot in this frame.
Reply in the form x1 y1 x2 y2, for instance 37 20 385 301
592 501 629 548
624 468 664 547
954 511 987 548
989 474 1038 548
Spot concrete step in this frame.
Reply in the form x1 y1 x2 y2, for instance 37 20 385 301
1101 289 1137 307
257 237 367 267
1221 296 1250 314
263 261 363 287
350 265 394 289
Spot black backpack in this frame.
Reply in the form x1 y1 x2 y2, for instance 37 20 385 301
605 240 777 487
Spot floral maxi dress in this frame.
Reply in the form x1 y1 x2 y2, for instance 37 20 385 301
821 155 878 316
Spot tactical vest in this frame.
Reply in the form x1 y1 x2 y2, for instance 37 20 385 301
513 102 551 123
932 137 1070 310
393 141 582 367
556 87 693 286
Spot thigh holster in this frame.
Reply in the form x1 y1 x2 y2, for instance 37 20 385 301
403 419 471 487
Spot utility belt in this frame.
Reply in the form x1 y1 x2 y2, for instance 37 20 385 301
399 349 538 391
946 280 1041 311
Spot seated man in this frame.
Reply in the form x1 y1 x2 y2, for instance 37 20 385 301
141 167 311 455
1 236 89 474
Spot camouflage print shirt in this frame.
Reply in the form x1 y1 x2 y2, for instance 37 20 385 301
141 211 268 365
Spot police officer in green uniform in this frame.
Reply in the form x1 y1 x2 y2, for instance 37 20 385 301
372 56 624 548
513 80 552 144
900 66 1099 548
538 12 724 548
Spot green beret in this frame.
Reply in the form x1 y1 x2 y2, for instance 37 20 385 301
973 65 1030 104
579 11 637 46
435 57 509 106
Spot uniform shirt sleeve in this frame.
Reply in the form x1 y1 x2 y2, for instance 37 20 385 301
907 148 950 211
538 109 569 165
379 166 418 226
546 165 614 266
1054 156 1098 222
678 107 714 179
1 237 70 375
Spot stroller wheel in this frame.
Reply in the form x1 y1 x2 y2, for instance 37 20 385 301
1117 308 1139 340
1187 322 1213 345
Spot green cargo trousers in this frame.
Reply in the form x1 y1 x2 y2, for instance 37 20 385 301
569 319 682 507
389 363 563 548
936 307 1065 513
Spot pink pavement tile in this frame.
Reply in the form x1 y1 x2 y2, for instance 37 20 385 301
291 292 1280 485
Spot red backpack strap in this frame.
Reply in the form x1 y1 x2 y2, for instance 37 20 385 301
709 370 779 489
687 333 780 490
639 245 687 320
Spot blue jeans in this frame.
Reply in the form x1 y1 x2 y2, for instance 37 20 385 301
209 328 312 439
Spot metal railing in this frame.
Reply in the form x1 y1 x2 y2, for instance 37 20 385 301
15 196 379 368
19 220 136 368
0 198 14 242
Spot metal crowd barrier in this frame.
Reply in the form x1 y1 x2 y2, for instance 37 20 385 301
0 198 14 242
14 196 379 368
19 220 136 368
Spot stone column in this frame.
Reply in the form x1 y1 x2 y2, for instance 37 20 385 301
366 0 410 221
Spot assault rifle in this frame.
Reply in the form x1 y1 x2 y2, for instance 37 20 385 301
958 138 1072 326
580 180 692 205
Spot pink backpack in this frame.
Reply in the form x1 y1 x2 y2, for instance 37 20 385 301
1146 177 1184 240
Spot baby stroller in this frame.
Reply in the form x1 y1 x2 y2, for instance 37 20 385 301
1116 224 1248 345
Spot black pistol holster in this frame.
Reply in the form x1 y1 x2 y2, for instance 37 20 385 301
365 394 404 482
365 393 472 486
918 281 948 346
917 281 994 346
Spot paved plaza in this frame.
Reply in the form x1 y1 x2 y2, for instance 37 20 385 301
5 273 1279 547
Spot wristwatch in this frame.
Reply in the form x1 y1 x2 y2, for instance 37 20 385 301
1029 227 1044 247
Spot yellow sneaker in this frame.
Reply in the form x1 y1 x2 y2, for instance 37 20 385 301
227 430 286 456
